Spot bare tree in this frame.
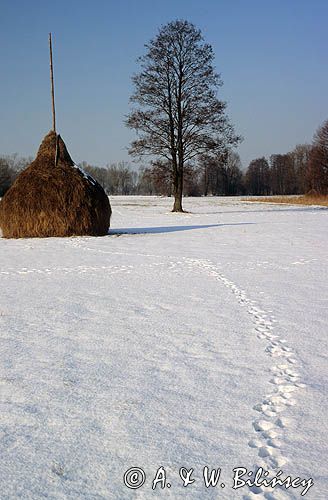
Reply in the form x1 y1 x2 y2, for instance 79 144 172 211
126 19 241 211
0 154 30 196
199 152 226 196
245 157 271 195
0 159 14 197
200 151 243 195
307 119 328 194
222 151 243 195
146 160 173 196
270 154 297 195
289 144 312 194
136 167 156 195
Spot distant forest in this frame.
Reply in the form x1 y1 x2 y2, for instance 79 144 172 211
1 119 327 198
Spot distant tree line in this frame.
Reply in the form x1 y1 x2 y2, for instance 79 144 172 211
1 120 327 198
80 119 327 197
244 119 328 196
0 155 31 197
244 145 311 196
142 119 327 197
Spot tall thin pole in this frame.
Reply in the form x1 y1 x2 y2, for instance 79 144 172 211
49 33 56 133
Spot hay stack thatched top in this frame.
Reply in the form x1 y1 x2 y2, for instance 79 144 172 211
0 131 111 238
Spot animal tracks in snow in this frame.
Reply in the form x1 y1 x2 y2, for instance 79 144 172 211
0 262 173 279
0 264 135 278
184 258 306 494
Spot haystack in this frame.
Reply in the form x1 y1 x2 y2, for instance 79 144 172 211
0 131 111 238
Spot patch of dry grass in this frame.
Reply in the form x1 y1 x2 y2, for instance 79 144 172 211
246 195 328 207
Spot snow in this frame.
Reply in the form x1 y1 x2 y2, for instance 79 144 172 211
0 196 327 499
73 163 97 186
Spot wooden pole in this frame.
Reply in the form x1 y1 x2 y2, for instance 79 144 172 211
49 33 56 133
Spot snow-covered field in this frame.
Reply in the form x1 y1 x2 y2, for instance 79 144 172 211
0 196 327 499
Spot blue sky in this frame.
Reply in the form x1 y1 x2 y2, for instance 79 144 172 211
1 0 327 169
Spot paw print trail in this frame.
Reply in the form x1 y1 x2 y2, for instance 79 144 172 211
184 258 306 499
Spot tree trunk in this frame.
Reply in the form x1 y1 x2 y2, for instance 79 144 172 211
172 59 185 213
172 168 183 212
204 165 209 196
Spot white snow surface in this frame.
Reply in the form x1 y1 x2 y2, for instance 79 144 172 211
0 196 327 499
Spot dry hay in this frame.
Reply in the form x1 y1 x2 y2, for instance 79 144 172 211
0 131 111 238
246 194 328 207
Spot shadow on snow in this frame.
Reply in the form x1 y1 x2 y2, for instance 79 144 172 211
109 222 254 235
